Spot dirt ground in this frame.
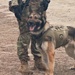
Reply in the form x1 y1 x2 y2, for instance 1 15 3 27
0 0 75 75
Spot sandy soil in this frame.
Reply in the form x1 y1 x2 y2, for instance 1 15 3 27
0 0 75 75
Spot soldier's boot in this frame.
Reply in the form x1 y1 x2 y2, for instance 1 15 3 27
18 61 29 73
70 64 75 70
34 58 48 71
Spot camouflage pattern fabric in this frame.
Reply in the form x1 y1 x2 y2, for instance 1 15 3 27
31 36 42 59
17 33 30 61
9 0 50 62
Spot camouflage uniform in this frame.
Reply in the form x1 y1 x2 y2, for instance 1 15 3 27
9 0 50 61
9 0 50 71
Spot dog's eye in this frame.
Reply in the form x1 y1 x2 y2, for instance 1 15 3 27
34 16 38 19
34 15 38 19
35 14 41 19
29 16 32 19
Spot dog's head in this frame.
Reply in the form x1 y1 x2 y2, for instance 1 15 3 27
26 0 46 34
27 12 45 33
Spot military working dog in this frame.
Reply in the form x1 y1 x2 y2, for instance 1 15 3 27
17 0 75 75
27 13 75 75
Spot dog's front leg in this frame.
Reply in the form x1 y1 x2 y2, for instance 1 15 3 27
47 41 55 75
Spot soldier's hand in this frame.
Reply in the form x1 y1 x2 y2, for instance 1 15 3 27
40 0 50 11
9 1 12 11
9 1 13 12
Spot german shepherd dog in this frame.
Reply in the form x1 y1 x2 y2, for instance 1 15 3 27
25 0 75 75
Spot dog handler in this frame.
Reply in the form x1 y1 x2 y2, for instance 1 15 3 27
8 0 50 73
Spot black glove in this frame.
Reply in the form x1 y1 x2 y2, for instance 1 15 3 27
8 1 22 20
41 0 50 11
12 6 22 20
9 1 13 11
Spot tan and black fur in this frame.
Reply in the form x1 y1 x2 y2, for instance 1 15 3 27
40 24 75 75
27 15 75 75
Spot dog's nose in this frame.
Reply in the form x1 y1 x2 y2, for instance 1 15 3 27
29 21 33 24
28 20 35 26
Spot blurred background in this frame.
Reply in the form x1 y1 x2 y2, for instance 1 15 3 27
0 0 8 6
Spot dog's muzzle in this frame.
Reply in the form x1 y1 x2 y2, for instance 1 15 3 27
27 19 42 31
26 12 45 35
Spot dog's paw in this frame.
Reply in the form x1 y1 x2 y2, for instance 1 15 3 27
70 67 75 70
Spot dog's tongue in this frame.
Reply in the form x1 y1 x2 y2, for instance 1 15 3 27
29 26 35 31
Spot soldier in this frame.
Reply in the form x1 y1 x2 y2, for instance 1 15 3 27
8 0 50 73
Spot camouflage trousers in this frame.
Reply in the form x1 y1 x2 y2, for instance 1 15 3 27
17 20 41 62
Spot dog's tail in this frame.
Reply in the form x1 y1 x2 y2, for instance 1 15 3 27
67 26 75 40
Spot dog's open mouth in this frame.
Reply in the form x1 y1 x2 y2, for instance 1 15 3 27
27 21 42 32
27 18 43 33
29 25 41 32
29 26 36 31
27 20 44 35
